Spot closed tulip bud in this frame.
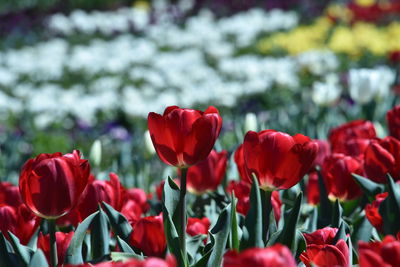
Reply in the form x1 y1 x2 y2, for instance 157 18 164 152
359 235 400 267
148 106 222 168
185 150 227 194
329 120 376 154
243 130 318 191
364 137 400 183
130 215 166 257
223 244 297 267
365 192 388 231
387 105 400 140
19 150 90 219
322 153 363 201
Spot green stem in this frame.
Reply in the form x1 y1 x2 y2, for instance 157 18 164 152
48 219 58 267
179 167 188 265
261 189 273 244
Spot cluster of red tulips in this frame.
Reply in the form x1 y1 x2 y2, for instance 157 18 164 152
1 105 400 267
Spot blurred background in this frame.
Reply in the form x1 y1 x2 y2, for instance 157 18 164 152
0 0 399 189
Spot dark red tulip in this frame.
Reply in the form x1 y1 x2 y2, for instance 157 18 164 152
303 227 338 246
306 172 320 205
0 182 22 207
322 153 363 201
243 130 318 190
365 192 388 231
387 105 400 140
234 144 250 181
19 150 90 219
226 181 282 223
84 255 177 267
223 244 297 267
359 235 400 267
329 120 376 154
364 137 400 183
130 215 166 257
37 231 74 266
77 173 123 220
312 139 330 168
389 51 400 64
341 138 371 159
185 150 227 194
148 106 222 167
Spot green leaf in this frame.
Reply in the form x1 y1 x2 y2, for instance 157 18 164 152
28 249 48 267
8 231 34 265
90 208 110 260
317 171 332 228
240 175 263 250
102 202 132 242
65 211 99 264
163 177 181 216
0 232 18 267
351 216 373 247
230 193 240 251
116 236 136 254
187 235 205 263
331 199 343 228
207 203 231 267
269 192 302 255
352 174 385 201
162 207 184 267
305 207 318 233
332 222 346 245
379 175 400 235
193 249 212 267
110 252 143 262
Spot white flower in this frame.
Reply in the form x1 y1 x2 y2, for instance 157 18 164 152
312 74 342 106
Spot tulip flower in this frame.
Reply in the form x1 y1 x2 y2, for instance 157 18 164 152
37 232 74 266
185 150 227 194
364 137 400 183
329 120 376 154
300 227 349 267
243 130 318 191
234 144 250 182
306 171 320 205
387 105 400 140
187 217 210 244
130 215 166 257
223 244 297 267
358 235 400 267
365 192 388 231
148 106 222 168
83 255 177 267
312 139 330 168
322 153 363 201
0 182 22 207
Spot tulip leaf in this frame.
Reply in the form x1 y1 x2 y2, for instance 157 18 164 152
90 208 110 260
0 233 19 267
230 193 240 251
352 174 385 201
207 203 231 267
305 207 318 233
351 215 373 246
317 171 332 228
102 202 132 242
28 249 48 267
116 236 135 254
8 231 34 265
240 175 263 250
331 199 343 228
379 175 400 235
187 235 205 263
268 192 302 255
163 176 181 216
162 206 185 267
332 222 346 245
193 248 212 267
65 211 99 264
110 252 143 262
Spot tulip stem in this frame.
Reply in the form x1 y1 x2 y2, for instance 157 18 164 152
48 219 58 267
179 167 188 265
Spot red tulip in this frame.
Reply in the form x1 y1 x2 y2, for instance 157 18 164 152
223 244 297 267
77 173 123 220
322 153 363 201
226 181 282 223
364 137 400 183
329 120 376 154
387 105 400 140
148 106 222 167
0 182 22 207
120 200 143 224
341 138 371 159
303 227 339 246
359 235 400 267
84 255 177 267
37 231 74 266
124 188 149 212
19 150 90 219
234 144 250 181
300 239 349 267
243 130 318 190
130 215 166 257
306 172 320 205
312 139 330 168
365 192 388 231
185 150 227 194
187 217 210 244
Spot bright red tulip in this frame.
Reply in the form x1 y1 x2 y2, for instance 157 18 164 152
185 150 227 194
303 227 338 246
77 173 123 220
300 239 349 267
322 153 363 201
38 231 74 266
306 172 320 205
148 106 222 167
19 150 90 219
82 255 177 267
243 130 318 191
234 144 250 181
387 105 400 140
187 217 210 243
130 215 166 257
120 199 143 224
365 192 388 231
223 244 297 267
329 120 376 154
364 137 400 183
359 235 400 267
